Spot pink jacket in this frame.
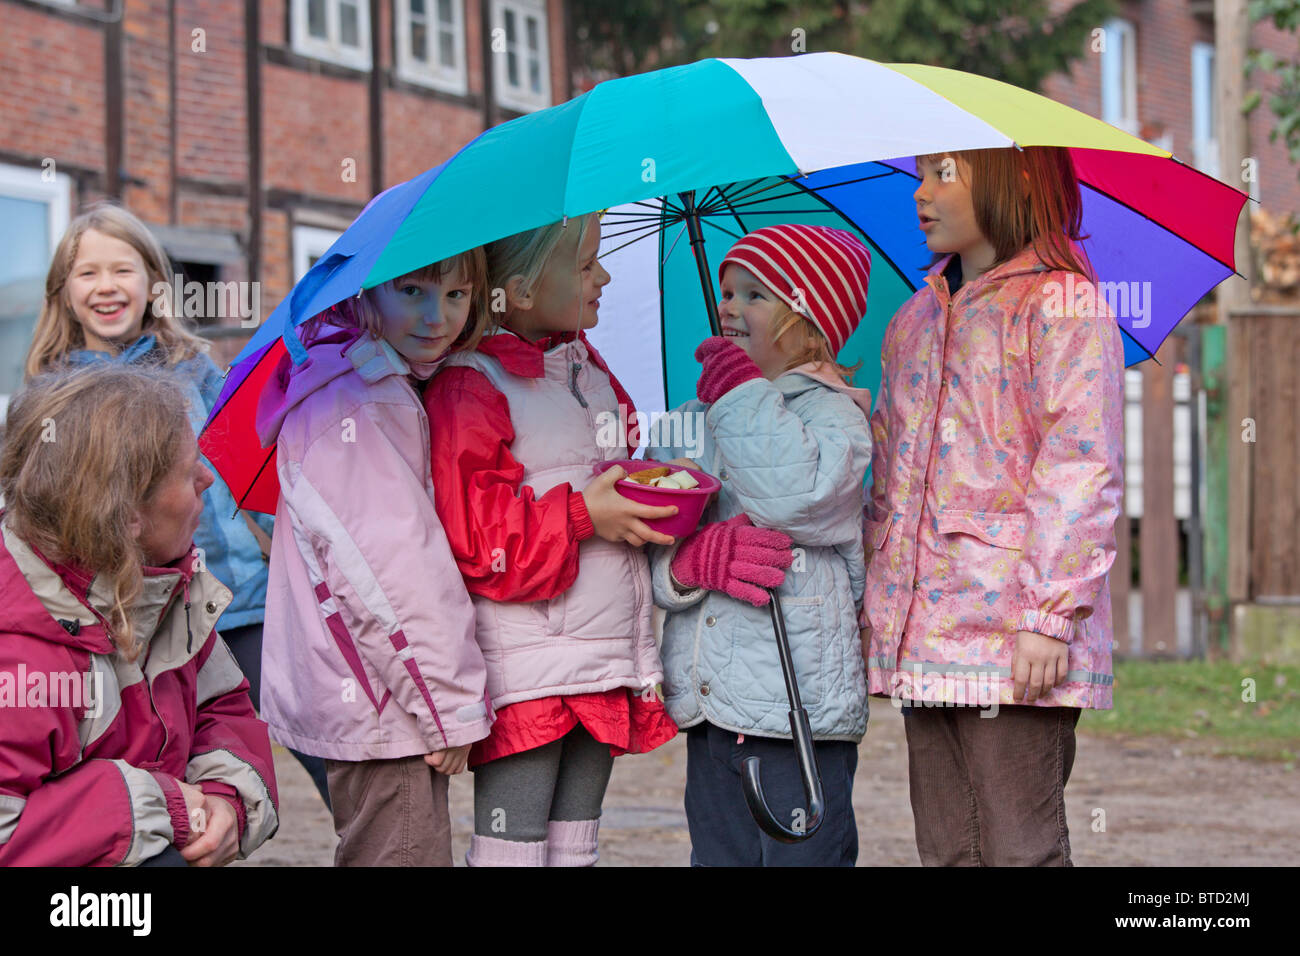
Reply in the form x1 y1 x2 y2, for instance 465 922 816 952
0 516 278 865
256 327 492 761
863 249 1125 709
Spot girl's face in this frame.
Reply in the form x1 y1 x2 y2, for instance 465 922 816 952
510 216 609 341
134 434 213 567
914 155 996 276
371 265 474 364
717 264 799 380
66 229 152 352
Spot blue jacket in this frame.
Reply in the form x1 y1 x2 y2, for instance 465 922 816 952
645 366 872 741
64 335 274 631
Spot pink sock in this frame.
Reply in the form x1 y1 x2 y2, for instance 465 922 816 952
545 819 600 867
466 834 547 867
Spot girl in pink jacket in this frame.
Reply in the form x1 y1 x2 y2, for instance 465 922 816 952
255 250 493 867
863 146 1125 866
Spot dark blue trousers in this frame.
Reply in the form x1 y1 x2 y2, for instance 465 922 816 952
684 721 859 866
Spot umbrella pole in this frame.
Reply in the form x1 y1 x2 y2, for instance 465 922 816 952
676 190 825 843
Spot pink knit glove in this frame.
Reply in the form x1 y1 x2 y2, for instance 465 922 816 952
695 336 764 404
670 514 794 607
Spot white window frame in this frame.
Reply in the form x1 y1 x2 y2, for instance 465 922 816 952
1191 43 1219 178
293 225 343 281
0 162 72 420
395 0 468 95
292 0 372 72
1100 17 1138 136
491 0 551 113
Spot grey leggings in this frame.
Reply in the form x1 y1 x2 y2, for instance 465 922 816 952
472 725 614 842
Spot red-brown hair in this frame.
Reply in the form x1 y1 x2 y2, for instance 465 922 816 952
917 146 1095 281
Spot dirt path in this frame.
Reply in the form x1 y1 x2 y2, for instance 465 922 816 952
238 703 1300 866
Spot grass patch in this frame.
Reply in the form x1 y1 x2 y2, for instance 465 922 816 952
1079 659 1300 765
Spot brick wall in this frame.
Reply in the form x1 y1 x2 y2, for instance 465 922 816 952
1 0 569 361
1044 0 1300 220
0 3 106 179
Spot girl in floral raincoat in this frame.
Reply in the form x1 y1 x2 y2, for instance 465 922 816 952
862 146 1125 866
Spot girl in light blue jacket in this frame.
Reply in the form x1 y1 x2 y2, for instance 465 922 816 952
646 224 873 866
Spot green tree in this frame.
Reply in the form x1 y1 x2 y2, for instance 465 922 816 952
1245 0 1300 175
570 0 1118 93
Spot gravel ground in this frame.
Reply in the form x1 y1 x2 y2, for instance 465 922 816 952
237 702 1300 867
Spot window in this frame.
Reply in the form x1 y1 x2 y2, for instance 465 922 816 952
1192 43 1219 178
396 0 468 94
293 225 343 282
492 0 550 113
1100 18 1137 135
0 162 71 416
292 0 371 71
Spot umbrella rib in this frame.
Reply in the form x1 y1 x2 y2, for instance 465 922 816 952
699 217 745 242
599 223 669 259
601 221 675 241
661 222 689 265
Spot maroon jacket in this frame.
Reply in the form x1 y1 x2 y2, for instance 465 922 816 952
0 514 279 866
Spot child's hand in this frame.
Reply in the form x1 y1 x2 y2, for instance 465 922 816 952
424 744 471 775
671 513 793 606
666 457 700 470
695 336 765 403
1010 630 1069 703
582 467 678 547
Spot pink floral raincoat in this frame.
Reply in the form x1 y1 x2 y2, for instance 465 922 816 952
862 248 1125 709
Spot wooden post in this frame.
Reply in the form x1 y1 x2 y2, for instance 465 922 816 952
1216 0 1255 618
1142 338 1178 657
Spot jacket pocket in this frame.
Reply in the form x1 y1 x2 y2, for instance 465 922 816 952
550 539 640 639
934 510 1028 550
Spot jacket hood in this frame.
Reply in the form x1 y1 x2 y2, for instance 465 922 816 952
254 325 443 448
0 512 198 653
928 245 1092 301
779 362 872 420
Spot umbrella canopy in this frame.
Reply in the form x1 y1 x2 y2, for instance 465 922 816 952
202 51 1248 513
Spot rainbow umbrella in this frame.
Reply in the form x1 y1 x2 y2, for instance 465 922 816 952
202 51 1247 515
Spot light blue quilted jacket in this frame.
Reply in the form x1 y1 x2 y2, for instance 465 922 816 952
645 365 872 742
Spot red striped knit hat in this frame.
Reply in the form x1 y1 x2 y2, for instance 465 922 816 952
719 224 872 355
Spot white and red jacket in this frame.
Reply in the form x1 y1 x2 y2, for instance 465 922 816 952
255 326 492 761
425 329 663 710
0 516 278 866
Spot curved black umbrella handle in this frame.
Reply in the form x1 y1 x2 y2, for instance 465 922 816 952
739 587 826 843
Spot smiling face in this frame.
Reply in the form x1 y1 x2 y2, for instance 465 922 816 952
134 434 213 567
914 154 997 280
508 216 609 341
370 263 474 364
65 229 153 352
717 264 801 380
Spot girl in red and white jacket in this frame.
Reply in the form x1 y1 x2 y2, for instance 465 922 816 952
424 213 679 867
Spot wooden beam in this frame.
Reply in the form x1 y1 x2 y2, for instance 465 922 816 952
1141 338 1178 657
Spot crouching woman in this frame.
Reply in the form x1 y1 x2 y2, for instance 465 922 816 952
0 363 278 866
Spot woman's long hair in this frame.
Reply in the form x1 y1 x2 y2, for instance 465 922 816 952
25 202 210 380
0 364 193 660
917 146 1095 281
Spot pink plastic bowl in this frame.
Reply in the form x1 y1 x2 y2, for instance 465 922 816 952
593 458 721 538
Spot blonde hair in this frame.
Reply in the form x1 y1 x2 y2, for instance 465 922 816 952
484 214 596 328
770 310 860 385
299 248 490 354
25 202 210 380
0 364 194 661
